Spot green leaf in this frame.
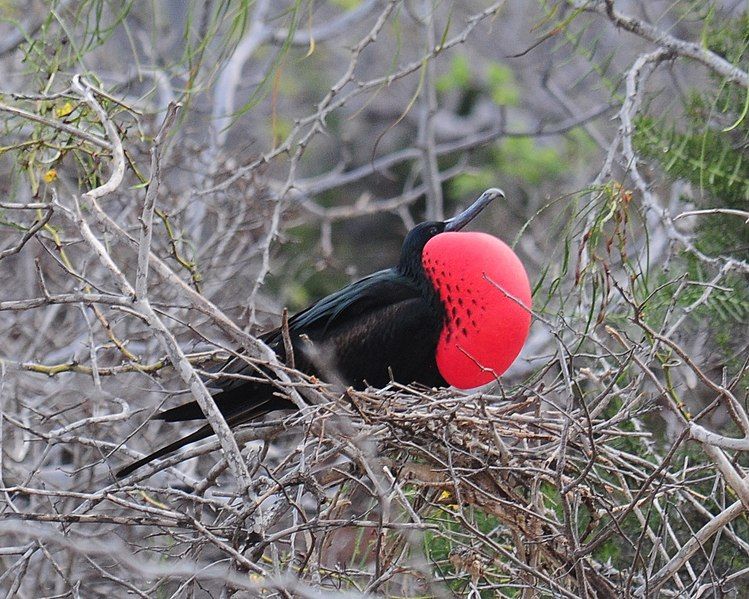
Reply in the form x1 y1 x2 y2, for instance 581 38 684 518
448 170 496 198
495 137 564 184
486 61 519 106
435 54 472 93
330 0 361 9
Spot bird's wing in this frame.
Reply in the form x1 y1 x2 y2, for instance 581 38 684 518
278 268 420 338
153 269 421 423
120 270 433 475
202 269 421 394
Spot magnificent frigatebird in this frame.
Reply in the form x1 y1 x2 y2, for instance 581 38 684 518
116 188 531 478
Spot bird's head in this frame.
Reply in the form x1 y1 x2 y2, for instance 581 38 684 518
400 187 532 389
398 188 504 277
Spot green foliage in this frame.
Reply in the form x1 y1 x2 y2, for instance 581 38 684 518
436 56 519 106
449 135 566 197
633 12 748 262
448 168 497 199
435 54 472 93
485 62 520 107
329 0 361 9
19 1 134 84
656 269 748 325
634 116 749 259
423 506 515 597
497 137 564 184
642 258 749 385
631 10 749 377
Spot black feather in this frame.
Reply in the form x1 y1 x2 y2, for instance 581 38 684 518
117 221 454 478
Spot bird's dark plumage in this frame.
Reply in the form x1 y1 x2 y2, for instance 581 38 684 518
116 189 516 479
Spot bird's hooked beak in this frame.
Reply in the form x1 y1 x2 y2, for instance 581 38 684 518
444 188 505 232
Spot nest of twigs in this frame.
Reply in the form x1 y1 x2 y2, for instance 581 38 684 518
1 381 739 598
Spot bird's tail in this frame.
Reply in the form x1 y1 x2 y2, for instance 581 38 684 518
115 424 214 479
115 390 295 479
155 393 230 422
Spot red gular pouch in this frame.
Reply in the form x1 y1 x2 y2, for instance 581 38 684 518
422 231 532 389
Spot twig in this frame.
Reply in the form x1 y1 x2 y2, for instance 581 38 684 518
135 102 181 300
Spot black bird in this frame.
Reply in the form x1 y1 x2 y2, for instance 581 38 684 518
116 188 531 478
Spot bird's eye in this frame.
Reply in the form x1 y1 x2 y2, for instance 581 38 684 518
430 226 439 235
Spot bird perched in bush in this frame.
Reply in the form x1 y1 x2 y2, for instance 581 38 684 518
117 188 531 478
